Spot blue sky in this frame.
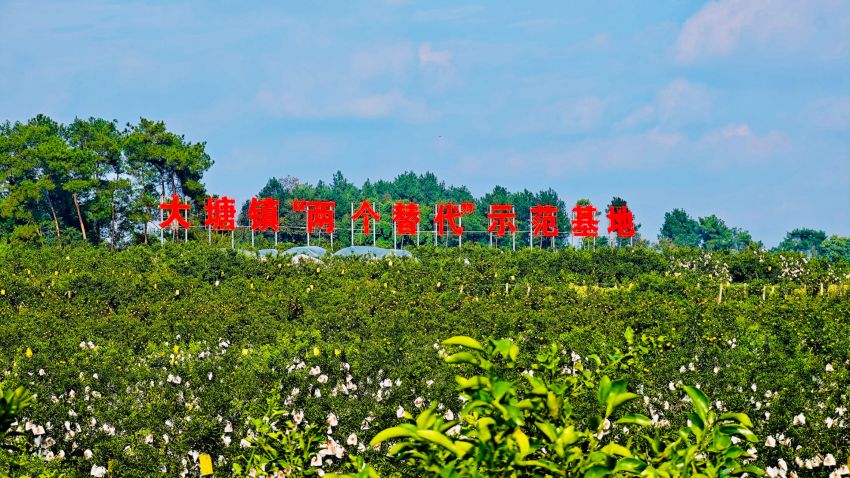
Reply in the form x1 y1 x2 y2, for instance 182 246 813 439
1 0 848 245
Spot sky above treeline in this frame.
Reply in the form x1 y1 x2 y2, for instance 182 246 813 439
1 1 849 246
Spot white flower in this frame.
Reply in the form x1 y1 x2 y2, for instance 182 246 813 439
831 470 842 478
825 454 837 467
222 435 231 446
778 459 787 472
84 449 93 460
793 413 806 426
224 421 233 433
765 436 776 447
38 369 45 376
317 374 328 384
239 438 251 448
826 363 835 372
414 397 424 408
327 413 338 427
32 425 45 436
839 464 849 475
444 409 455 421
314 389 321 398
396 406 405 418
145 434 154 444
310 455 322 467
447 424 461 436
293 410 304 424
90 465 107 477
309 366 321 376
347 433 358 446
766 466 779 478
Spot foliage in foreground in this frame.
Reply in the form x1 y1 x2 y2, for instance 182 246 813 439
0 243 848 477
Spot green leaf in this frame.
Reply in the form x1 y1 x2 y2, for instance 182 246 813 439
454 441 473 458
514 429 530 457
535 421 557 442
416 408 435 430
417 429 458 454
616 414 653 427
606 392 639 417
370 426 418 446
445 352 479 365
719 424 758 443
442 336 485 351
601 443 632 457
492 380 513 401
455 375 490 389
598 376 612 406
624 326 635 345
585 464 611 478
614 457 647 473
683 386 710 422
546 391 560 419
719 412 753 428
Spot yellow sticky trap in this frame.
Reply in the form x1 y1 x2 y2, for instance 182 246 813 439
199 453 213 476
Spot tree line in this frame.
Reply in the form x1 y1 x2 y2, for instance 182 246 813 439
659 209 850 261
0 115 212 245
1 114 847 260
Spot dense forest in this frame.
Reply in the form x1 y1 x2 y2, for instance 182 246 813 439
1 115 849 259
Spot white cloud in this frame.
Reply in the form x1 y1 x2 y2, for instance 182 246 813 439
256 42 439 122
806 96 850 131
563 96 607 133
350 43 415 78
619 78 713 128
674 0 850 62
418 42 452 67
255 87 430 121
696 124 789 166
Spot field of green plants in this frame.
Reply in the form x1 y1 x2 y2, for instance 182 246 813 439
1 244 849 477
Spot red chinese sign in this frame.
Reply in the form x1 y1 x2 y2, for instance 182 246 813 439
392 202 421 236
571 204 599 237
249 197 280 232
487 205 517 237
293 200 335 234
531 204 559 237
434 202 473 236
204 196 237 231
159 194 190 229
156 195 637 243
606 205 635 238
352 201 381 235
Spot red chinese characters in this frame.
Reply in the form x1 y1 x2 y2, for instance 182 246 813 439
487 205 517 236
392 202 421 236
204 196 237 231
248 197 280 232
159 194 191 229
530 204 559 237
293 200 336 234
571 204 599 237
606 205 635 238
352 201 381 235
434 202 474 236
